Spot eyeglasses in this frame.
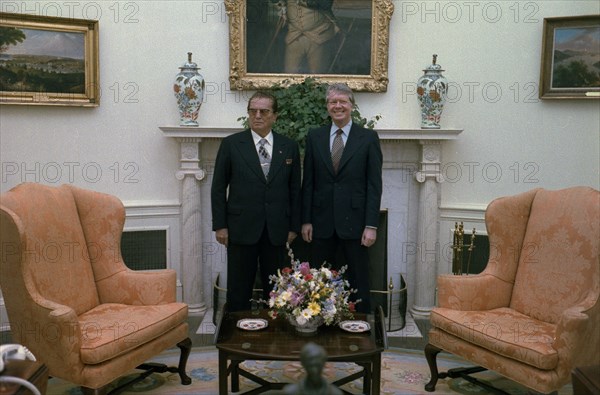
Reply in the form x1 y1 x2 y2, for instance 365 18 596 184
327 99 351 106
248 108 273 116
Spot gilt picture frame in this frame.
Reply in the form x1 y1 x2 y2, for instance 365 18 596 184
225 0 394 92
539 14 600 100
0 12 99 106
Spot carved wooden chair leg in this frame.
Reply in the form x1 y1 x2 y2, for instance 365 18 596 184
424 343 442 392
177 337 193 385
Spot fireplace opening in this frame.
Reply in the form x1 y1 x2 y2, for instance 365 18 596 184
452 229 490 275
120 229 167 270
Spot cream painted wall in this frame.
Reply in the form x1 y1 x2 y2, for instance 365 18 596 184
1 0 599 329
378 0 600 208
1 0 598 207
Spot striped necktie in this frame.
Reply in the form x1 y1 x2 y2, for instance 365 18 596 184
331 129 344 174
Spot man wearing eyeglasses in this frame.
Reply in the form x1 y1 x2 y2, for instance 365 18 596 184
301 83 383 314
211 91 301 312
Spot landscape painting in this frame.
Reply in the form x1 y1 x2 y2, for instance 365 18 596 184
540 15 600 99
0 28 85 93
552 26 600 88
0 13 99 106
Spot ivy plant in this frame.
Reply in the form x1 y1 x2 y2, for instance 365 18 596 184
238 77 381 153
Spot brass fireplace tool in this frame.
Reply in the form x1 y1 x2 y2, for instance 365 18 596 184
452 222 476 275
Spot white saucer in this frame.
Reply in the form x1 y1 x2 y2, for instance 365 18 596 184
237 318 269 331
339 320 371 333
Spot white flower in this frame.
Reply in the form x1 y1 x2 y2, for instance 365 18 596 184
276 290 292 308
297 308 316 325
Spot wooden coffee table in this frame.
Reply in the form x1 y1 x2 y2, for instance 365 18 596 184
215 308 386 395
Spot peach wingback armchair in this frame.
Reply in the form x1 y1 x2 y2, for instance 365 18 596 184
425 186 600 394
0 183 192 394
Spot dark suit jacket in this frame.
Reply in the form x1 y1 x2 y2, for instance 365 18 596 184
211 129 302 245
302 123 383 239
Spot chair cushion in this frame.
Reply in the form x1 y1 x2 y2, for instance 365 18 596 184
78 302 188 364
430 307 558 370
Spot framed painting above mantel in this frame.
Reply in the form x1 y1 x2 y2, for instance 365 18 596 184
539 14 600 100
225 0 394 92
0 12 99 107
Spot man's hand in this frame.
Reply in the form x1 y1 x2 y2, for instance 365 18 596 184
215 228 229 247
361 227 377 247
301 223 313 243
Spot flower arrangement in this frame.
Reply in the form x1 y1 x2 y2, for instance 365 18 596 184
266 251 358 327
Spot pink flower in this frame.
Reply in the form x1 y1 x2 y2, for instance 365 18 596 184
299 262 311 276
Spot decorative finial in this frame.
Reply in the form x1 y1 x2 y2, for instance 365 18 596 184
187 52 193 62
432 54 438 64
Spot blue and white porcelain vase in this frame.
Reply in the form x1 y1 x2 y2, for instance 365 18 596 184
417 54 448 129
173 52 205 126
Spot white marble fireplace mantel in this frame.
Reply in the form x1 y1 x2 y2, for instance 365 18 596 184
160 126 462 319
160 126 461 140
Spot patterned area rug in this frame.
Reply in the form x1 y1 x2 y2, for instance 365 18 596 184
46 347 572 394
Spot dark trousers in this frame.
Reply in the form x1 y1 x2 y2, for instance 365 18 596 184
226 226 286 312
310 232 372 313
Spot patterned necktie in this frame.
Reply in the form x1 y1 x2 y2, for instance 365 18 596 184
331 129 344 174
258 138 270 178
